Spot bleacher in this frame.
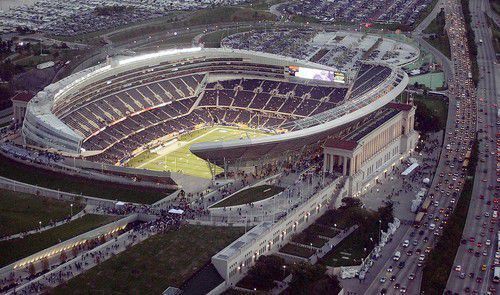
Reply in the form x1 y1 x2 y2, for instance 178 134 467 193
349 64 392 99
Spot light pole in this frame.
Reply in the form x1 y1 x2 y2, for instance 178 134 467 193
39 221 42 229
378 220 382 243
282 265 286 278
70 203 73 216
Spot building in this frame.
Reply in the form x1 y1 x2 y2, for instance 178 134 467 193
21 48 407 167
323 102 418 196
11 91 33 125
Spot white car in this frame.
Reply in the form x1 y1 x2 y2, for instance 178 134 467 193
380 277 386 283
402 240 410 247
455 265 461 272
486 239 491 246
419 254 425 262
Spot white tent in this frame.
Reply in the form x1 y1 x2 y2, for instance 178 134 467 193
401 163 419 176
115 201 126 207
168 208 184 215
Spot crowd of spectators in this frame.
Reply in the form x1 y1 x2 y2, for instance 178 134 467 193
1 213 181 294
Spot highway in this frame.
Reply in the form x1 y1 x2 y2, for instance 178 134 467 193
445 0 499 294
363 0 480 293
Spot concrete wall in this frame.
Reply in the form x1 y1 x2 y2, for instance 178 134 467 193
0 214 137 279
211 176 348 284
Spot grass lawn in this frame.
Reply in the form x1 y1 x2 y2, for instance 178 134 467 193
292 232 328 248
319 204 393 267
53 225 245 295
0 154 174 204
0 214 118 267
320 227 371 267
279 243 316 258
424 34 451 59
413 94 449 130
0 189 84 237
128 126 267 179
422 8 451 59
409 72 445 90
306 224 339 239
212 184 284 208
315 208 359 230
423 8 445 35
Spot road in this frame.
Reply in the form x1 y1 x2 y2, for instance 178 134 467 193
363 0 480 293
445 0 499 294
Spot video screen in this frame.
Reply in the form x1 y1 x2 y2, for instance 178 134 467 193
289 66 345 83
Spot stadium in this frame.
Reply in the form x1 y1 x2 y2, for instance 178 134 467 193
21 47 409 182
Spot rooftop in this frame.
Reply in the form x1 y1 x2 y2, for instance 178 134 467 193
11 91 34 103
214 221 274 261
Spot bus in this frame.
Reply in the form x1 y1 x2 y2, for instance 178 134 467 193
494 267 500 284
414 212 425 228
465 150 472 160
421 199 432 212
462 159 469 169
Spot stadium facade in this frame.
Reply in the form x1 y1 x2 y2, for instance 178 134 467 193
22 47 409 173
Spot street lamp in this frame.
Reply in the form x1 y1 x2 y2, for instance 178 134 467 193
282 265 286 278
39 221 42 229
70 203 73 216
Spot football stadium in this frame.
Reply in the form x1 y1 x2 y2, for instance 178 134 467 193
21 47 409 183
3 45 421 293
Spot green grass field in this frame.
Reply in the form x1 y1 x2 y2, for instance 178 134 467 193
53 225 244 295
128 127 268 179
0 189 85 237
0 214 118 268
212 184 284 207
0 154 174 204
409 72 445 90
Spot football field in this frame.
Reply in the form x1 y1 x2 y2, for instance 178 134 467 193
128 127 267 179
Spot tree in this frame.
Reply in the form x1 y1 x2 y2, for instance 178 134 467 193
244 255 286 290
377 203 394 232
341 197 362 208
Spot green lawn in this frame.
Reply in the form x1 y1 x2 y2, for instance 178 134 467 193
53 225 245 295
0 154 174 204
306 224 339 239
423 8 446 35
409 72 445 90
212 184 284 208
319 204 393 267
0 214 118 267
320 227 371 267
279 243 316 258
0 189 84 237
128 127 268 179
291 232 328 248
423 9 451 59
424 34 451 59
413 94 449 130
